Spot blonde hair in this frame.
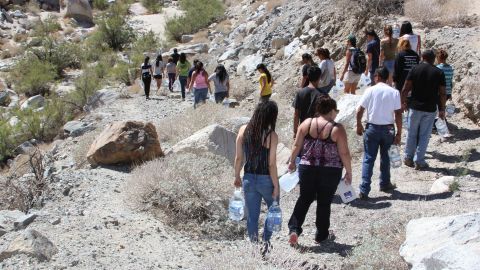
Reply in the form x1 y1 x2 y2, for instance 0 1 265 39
398 38 411 51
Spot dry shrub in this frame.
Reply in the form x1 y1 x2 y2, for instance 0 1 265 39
0 148 49 211
0 43 22 59
196 241 322 270
405 0 475 27
337 0 402 16
127 152 245 239
344 220 409 270
158 103 246 145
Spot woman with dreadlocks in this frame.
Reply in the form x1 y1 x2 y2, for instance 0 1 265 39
234 100 280 243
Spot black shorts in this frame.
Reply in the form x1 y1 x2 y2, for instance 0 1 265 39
153 74 162 79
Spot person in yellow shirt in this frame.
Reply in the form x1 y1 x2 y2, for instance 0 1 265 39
257 63 274 102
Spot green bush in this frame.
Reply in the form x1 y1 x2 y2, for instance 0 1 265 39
0 119 18 161
31 38 82 75
166 0 224 41
10 56 56 96
32 15 62 37
93 0 109 10
111 62 133 86
95 4 135 51
142 0 162 13
70 69 101 109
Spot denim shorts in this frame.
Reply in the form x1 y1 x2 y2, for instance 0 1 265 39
383 60 395 74
194 88 208 107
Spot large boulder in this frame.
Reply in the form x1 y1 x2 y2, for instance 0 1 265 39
20 95 45 111
83 88 119 112
400 212 480 270
430 176 455 194
0 210 26 232
0 229 57 262
171 124 237 165
87 121 163 166
236 54 263 75
335 94 364 153
65 0 94 27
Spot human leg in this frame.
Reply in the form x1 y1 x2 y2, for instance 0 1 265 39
143 76 151 99
179 76 187 99
255 175 275 242
168 73 175 91
315 167 342 242
360 124 380 196
288 165 316 236
405 109 421 162
414 111 436 166
242 174 263 242
379 125 395 188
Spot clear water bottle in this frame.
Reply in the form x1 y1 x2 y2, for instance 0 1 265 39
228 188 244 221
446 103 455 117
335 79 345 92
266 201 282 233
435 118 449 137
388 145 402 168
393 23 400 39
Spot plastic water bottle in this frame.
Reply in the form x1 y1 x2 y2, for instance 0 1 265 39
279 171 299 193
336 178 357 203
393 23 400 38
435 118 449 137
228 188 244 221
446 103 455 117
388 145 402 168
335 79 345 92
266 201 282 233
359 73 371 88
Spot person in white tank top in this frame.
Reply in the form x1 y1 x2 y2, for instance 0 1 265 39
400 21 421 55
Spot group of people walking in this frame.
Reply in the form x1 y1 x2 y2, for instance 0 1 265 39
233 20 453 249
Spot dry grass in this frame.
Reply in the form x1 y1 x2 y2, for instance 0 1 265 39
127 152 245 239
266 0 285 12
157 103 247 145
26 1 41 15
192 30 209 43
0 42 22 59
405 0 476 27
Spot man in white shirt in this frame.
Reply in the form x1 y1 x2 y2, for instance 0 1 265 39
356 67 403 200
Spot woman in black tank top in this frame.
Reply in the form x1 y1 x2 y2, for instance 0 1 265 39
234 101 280 243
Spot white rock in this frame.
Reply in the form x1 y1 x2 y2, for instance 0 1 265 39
20 95 45 111
236 54 263 75
181 34 194 43
0 229 58 262
271 37 289 49
84 88 120 112
219 48 240 62
0 210 25 231
65 0 94 26
284 38 301 59
430 176 455 194
63 120 95 137
335 94 363 128
400 212 480 270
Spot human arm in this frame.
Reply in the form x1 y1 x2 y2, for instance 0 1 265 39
340 50 351 81
356 106 365 136
438 85 447 120
233 126 246 187
204 71 211 93
417 35 421 55
288 120 309 172
260 75 267 94
268 132 280 199
293 109 300 138
380 42 385 66
394 109 402 145
188 72 196 91
401 80 413 111
365 52 372 76
333 124 352 184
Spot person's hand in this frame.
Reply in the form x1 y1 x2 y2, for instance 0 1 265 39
340 74 344 81
402 103 408 112
272 185 279 199
364 70 369 76
288 161 296 173
344 171 352 185
394 133 401 145
234 176 242 188
356 124 364 136
438 110 446 120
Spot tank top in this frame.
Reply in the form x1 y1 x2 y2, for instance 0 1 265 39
300 118 343 168
141 64 151 75
193 70 208 89
381 38 399 61
402 34 420 55
259 73 272 96
154 61 164 75
347 47 356 71
243 131 271 175
177 61 191 77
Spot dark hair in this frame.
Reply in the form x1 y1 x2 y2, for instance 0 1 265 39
316 48 331 59
173 48 178 53
314 94 337 116
302 53 313 62
167 57 173 63
422 50 436 64
436 49 448 60
400 21 413 36
244 101 278 162
179 53 187 63
193 59 199 66
256 63 272 83
348 35 357 48
195 61 204 72
155 55 162 67
215 65 228 83
307 66 322 83
375 67 390 81
144 56 150 66
365 29 380 42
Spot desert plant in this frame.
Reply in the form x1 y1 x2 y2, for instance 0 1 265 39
31 38 82 75
128 152 245 239
0 119 18 161
142 0 162 13
9 56 56 96
405 0 473 27
95 4 135 51
166 0 224 41
32 15 62 37
70 69 101 109
93 0 109 10
111 61 134 86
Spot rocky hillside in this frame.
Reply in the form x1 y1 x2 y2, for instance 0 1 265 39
1 0 480 269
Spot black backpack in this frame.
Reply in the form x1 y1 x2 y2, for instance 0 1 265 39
350 48 367 74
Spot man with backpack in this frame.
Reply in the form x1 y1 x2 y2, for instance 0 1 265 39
171 48 180 65
340 35 367 94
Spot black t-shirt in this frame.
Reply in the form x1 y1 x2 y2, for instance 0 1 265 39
406 62 446 112
293 87 324 124
394 49 420 91
171 52 180 64
366 39 380 72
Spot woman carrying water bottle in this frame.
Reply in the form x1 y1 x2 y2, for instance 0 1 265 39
234 101 280 243
287 95 352 246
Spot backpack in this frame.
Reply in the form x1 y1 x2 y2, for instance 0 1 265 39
350 48 367 74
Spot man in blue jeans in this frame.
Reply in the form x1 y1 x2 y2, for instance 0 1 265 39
401 50 447 170
356 67 403 200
